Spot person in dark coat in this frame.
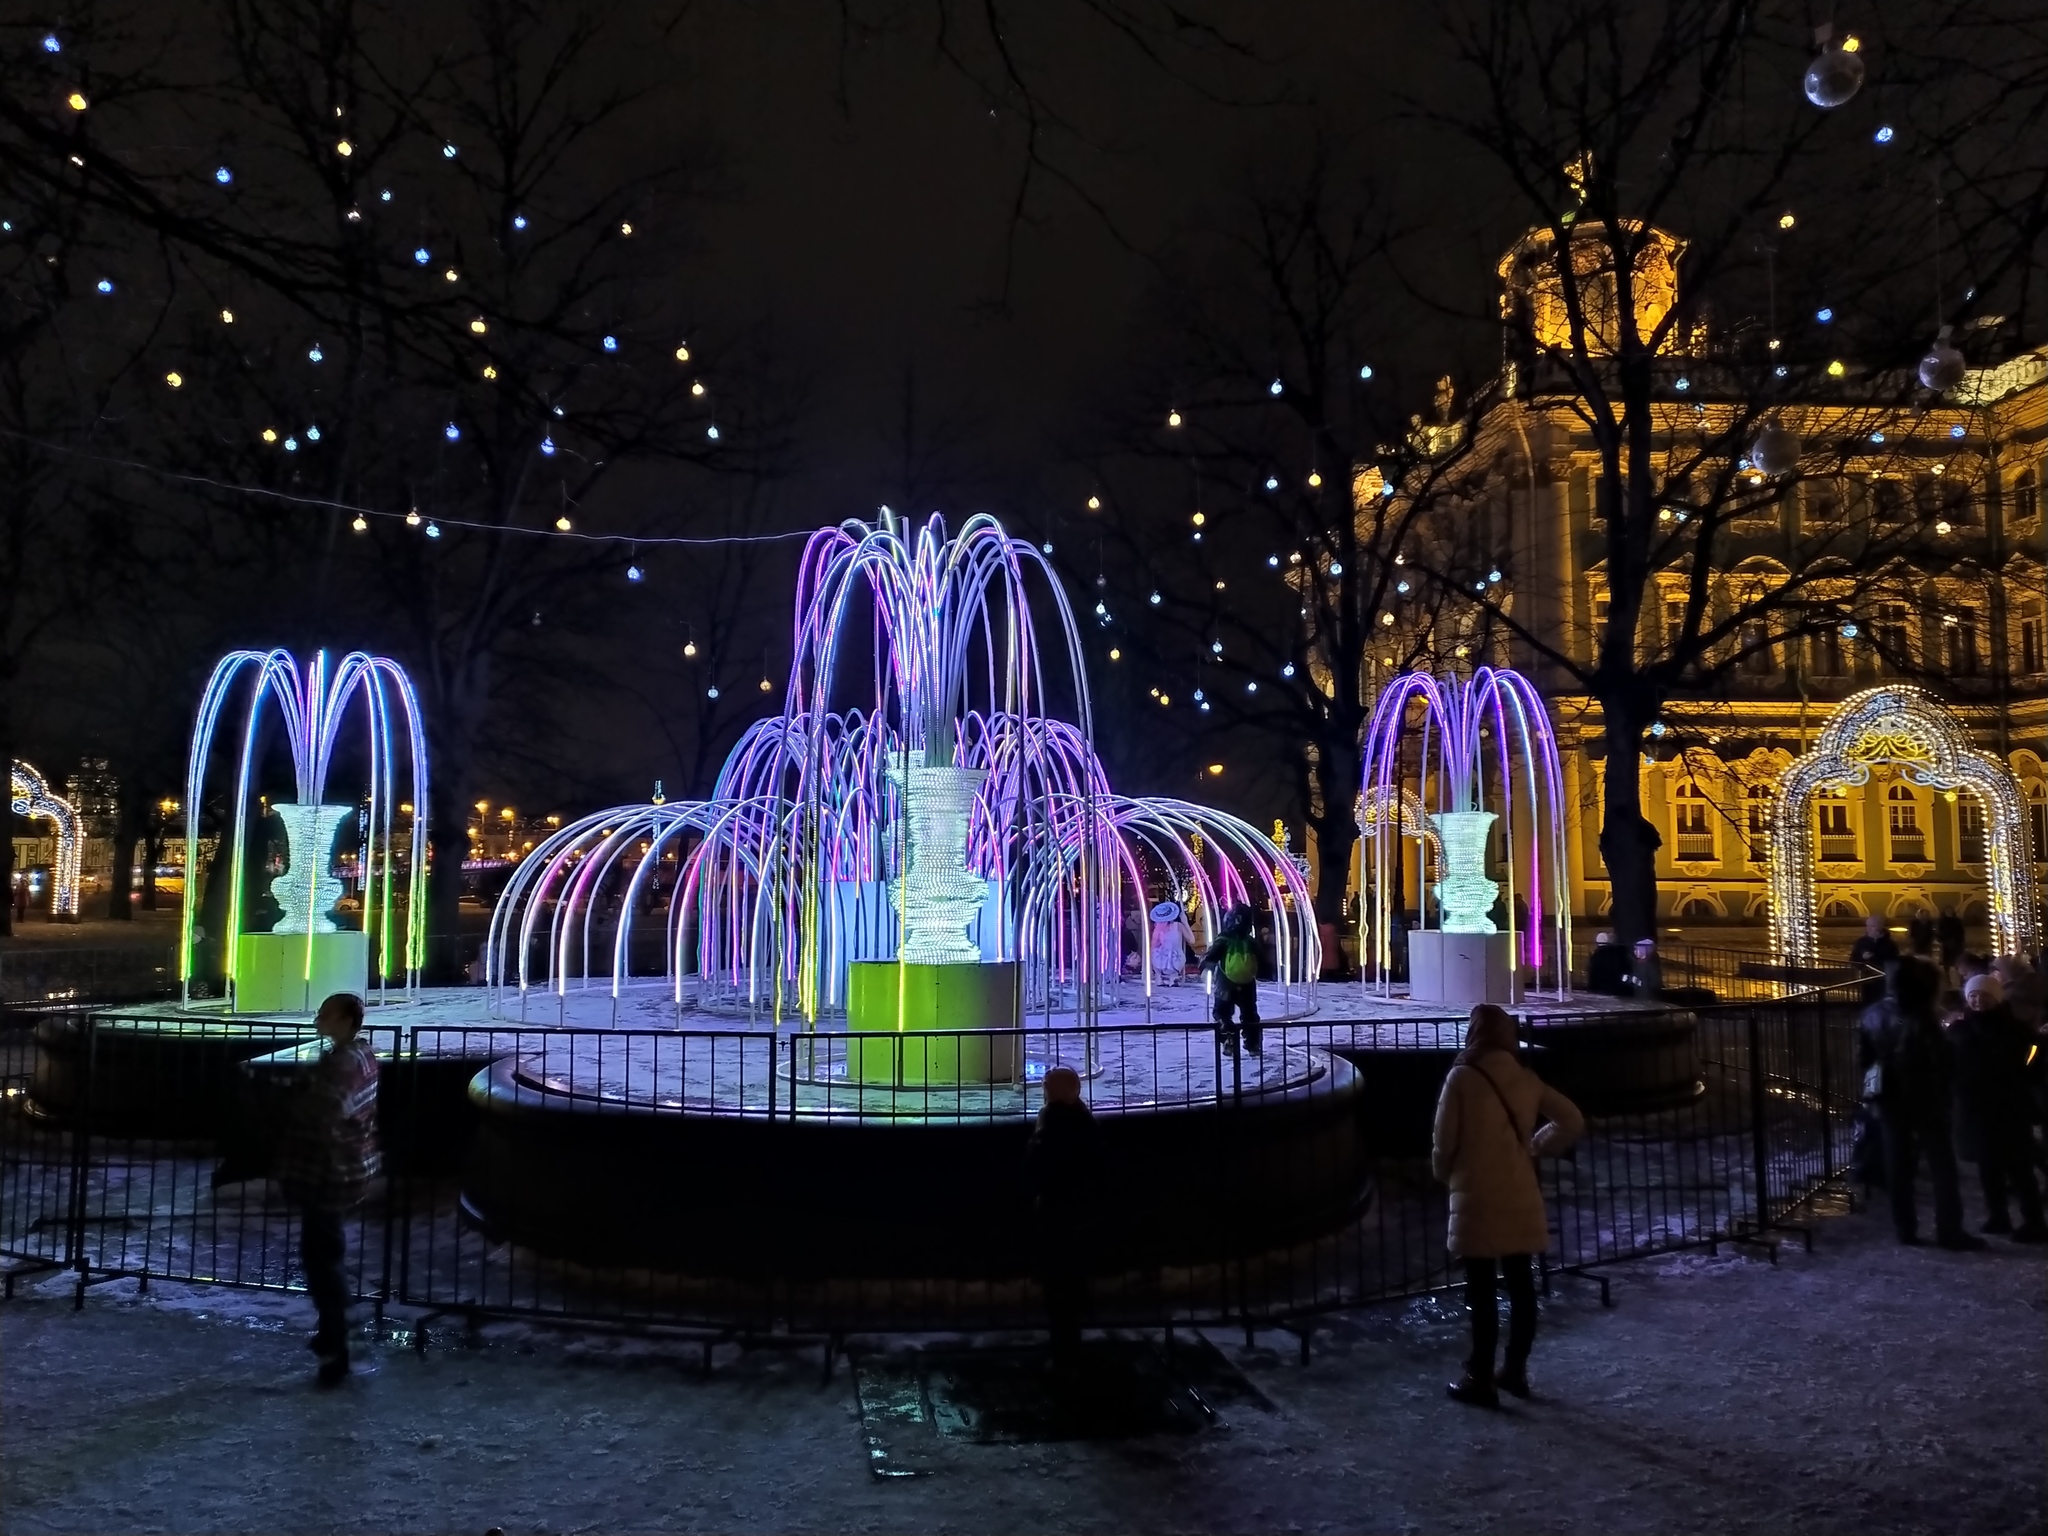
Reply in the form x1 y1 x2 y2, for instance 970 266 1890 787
1906 912 1937 963
1584 932 1627 996
275 993 381 1384
1850 917 1901 1003
1936 907 1966 972
1200 903 1264 1056
1859 961 1983 1250
1949 973 2048 1241
1026 1066 1097 1359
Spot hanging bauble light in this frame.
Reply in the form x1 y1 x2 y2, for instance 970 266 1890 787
1750 424 1802 476
1918 334 1967 392
1803 29 1864 110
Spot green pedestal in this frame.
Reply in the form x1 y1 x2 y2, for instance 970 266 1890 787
845 961 1021 1085
234 932 369 1015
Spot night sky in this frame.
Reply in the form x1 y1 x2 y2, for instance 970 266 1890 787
671 2 1504 515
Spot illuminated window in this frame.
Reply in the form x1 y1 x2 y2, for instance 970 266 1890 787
2029 784 2048 864
2016 598 2044 676
1887 785 1924 864
1738 618 1777 676
1956 798 1986 865
1817 788 1857 863
1673 780 1716 862
1945 606 1981 676
1875 603 1912 674
1745 783 1774 865
1811 626 1845 677
2011 465 2039 525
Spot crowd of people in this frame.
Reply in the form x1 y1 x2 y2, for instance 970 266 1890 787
1854 921 2048 1249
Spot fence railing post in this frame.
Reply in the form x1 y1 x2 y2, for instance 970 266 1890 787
1746 1005 1773 1233
67 1013 96 1308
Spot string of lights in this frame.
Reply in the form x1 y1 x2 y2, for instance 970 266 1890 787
0 430 816 550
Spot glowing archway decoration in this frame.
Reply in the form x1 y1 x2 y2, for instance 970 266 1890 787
11 761 81 919
1768 685 2041 966
181 649 430 1009
486 513 1319 1026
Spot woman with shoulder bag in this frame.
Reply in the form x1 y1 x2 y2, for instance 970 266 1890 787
1431 1003 1585 1406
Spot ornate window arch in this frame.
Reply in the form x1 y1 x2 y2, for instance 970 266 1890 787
1769 686 2042 964
11 760 81 918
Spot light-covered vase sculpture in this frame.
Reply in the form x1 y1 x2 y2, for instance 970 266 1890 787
888 764 989 965
268 802 350 934
1429 809 1500 934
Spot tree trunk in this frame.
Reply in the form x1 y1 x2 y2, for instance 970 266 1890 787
105 780 139 920
425 756 471 984
1310 730 1363 976
140 828 162 911
1596 704 1662 948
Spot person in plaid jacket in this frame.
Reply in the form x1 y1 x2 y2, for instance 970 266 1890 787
276 992 380 1385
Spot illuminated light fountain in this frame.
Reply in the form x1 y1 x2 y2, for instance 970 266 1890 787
182 649 430 1012
1358 668 1569 1005
486 512 1318 1078
11 760 82 919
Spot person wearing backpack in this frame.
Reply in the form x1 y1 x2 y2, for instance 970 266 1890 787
1431 1004 1584 1407
1201 903 1264 1055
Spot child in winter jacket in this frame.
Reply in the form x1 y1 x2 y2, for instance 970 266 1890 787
1201 904 1264 1055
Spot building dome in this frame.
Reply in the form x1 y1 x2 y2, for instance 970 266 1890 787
1498 219 1688 356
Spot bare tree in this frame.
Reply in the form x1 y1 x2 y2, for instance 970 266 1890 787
1383 0 2046 945
1084 149 1497 943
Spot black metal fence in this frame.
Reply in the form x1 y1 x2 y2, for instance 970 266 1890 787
0 987 1865 1342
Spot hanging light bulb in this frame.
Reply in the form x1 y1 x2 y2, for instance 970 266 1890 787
1281 663 1296 678
164 371 183 388
335 138 353 156
1919 333 1967 391
1166 409 1182 428
351 514 368 532
413 247 430 265
555 514 572 532
406 508 422 526
540 436 556 456
308 343 324 362
1269 378 1283 396
602 335 618 352
1265 476 1279 491
707 685 720 699
673 343 689 361
758 676 772 692
1803 28 1865 110
215 166 233 185
424 521 441 538
1749 424 1802 476
444 422 461 441
682 640 697 658
626 563 644 582
1086 495 1100 511
1307 471 1323 487
1149 591 1162 605
67 92 89 112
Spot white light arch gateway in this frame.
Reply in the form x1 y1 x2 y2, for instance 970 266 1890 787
1768 685 2041 967
11 761 82 918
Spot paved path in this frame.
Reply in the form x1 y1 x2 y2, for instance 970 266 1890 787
3 1194 2041 1533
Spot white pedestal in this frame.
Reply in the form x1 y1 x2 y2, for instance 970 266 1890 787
1407 929 1520 1005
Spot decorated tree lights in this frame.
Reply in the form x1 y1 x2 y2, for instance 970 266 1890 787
485 513 1317 1075
181 650 429 1012
1358 668 1570 1004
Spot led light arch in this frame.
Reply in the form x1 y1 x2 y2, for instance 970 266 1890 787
486 514 1319 1024
1357 668 1571 996
181 649 430 1006
11 761 82 918
1768 684 2041 966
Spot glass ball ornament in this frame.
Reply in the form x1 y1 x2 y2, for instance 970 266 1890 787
1749 425 1802 476
1803 38 1864 110
1918 340 1967 392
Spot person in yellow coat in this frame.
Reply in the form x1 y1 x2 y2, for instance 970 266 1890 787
1431 1004 1584 1406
